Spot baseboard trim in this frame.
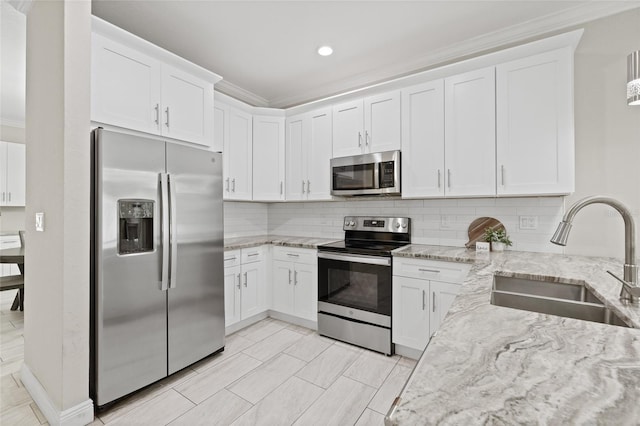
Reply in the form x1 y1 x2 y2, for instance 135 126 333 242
21 364 94 426
268 310 317 331
225 311 269 335
393 344 422 360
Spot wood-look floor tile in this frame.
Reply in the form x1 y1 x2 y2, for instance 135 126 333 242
192 334 254 373
355 408 385 425
0 378 33 411
283 333 333 362
238 319 287 342
397 356 418 369
97 382 166 424
368 364 412 415
231 376 324 426
343 350 398 388
0 358 23 377
169 389 251 426
228 353 306 404
241 329 303 362
106 389 194 426
293 376 376 426
285 323 314 335
0 403 41 426
295 344 361 389
175 353 261 404
29 402 47 424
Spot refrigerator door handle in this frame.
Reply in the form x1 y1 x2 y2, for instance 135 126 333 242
168 174 178 289
159 173 170 291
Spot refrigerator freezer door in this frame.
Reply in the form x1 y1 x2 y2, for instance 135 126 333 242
166 144 225 374
93 129 168 407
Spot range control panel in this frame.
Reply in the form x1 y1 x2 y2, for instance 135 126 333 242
343 216 410 233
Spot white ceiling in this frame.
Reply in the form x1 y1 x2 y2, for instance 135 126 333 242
2 1 639 126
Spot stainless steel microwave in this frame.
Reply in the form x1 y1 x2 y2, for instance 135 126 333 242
330 150 401 196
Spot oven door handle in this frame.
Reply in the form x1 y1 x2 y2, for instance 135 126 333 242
317 252 391 266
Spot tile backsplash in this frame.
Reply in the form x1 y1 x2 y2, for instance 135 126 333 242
226 197 566 253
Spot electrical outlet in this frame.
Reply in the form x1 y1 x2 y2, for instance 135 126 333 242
440 215 454 229
35 212 44 232
519 215 538 230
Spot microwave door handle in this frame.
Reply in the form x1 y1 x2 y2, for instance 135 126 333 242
159 173 170 291
374 162 381 189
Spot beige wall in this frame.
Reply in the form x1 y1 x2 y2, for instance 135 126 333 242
565 8 640 259
24 0 91 416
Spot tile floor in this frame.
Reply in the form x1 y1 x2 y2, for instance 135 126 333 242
0 289 416 425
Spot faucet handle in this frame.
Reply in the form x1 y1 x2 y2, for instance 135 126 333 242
607 270 640 305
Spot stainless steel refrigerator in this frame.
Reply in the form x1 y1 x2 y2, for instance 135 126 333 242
90 128 224 408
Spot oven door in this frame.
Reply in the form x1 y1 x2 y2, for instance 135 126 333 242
317 252 392 322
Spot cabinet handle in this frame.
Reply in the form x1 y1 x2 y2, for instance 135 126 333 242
358 132 362 147
418 268 440 273
165 107 170 128
302 180 306 194
280 181 283 195
432 291 436 313
422 290 426 311
1 192 4 202
154 104 160 125
7 192 11 202
225 178 229 192
237 273 241 289
286 253 299 257
288 269 292 284
365 130 369 146
243 272 247 287
294 270 298 285
437 170 441 189
501 165 505 186
447 169 451 189
225 256 237 262
247 253 259 257
232 179 236 192
307 180 310 193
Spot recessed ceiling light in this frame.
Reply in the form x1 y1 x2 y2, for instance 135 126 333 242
317 46 333 57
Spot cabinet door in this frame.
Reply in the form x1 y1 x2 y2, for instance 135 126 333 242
161 65 214 147
392 276 430 350
306 108 333 200
429 281 461 336
214 103 228 157
0 142 7 205
293 263 317 322
364 91 401 153
253 115 285 201
5 142 26 206
401 81 445 198
91 33 162 134
444 67 496 197
496 48 574 195
241 262 262 318
332 99 364 157
272 260 294 315
226 108 253 200
224 266 241 326
285 114 306 201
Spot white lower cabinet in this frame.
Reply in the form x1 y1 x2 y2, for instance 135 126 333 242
271 247 317 322
393 257 471 352
223 246 267 327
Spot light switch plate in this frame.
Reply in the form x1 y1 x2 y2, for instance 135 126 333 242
35 212 44 232
519 215 538 230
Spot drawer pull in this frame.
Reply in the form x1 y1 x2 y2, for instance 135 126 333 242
432 291 436 312
225 256 237 262
422 290 426 311
247 253 259 257
418 268 440 273
287 253 300 257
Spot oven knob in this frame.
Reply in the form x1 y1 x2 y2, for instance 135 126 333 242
402 223 408 229
344 221 350 227
349 221 355 226
395 222 401 229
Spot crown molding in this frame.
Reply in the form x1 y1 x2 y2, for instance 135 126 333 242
215 80 270 108
7 0 32 14
263 2 640 109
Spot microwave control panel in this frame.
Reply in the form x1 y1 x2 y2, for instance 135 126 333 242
379 161 395 188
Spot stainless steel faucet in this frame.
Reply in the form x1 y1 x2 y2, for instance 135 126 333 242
550 196 640 305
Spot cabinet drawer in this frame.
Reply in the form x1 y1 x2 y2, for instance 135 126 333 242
224 249 241 267
393 257 471 284
241 246 266 264
272 246 316 265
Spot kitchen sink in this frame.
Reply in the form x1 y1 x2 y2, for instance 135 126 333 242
490 275 629 328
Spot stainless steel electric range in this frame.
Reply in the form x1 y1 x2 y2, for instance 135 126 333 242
317 216 411 355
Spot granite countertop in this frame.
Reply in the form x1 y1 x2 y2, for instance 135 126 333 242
224 235 339 250
389 245 640 425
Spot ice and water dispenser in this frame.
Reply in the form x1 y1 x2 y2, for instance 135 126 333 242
118 199 154 255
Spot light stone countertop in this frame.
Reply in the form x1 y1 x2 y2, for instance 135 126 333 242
389 245 640 425
224 235 340 251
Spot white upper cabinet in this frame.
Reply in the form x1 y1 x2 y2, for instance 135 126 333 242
401 80 445 198
223 106 253 200
332 91 400 158
285 107 333 201
92 33 162 135
444 67 496 197
91 19 220 148
0 142 26 207
496 48 574 196
161 65 214 146
253 115 285 201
